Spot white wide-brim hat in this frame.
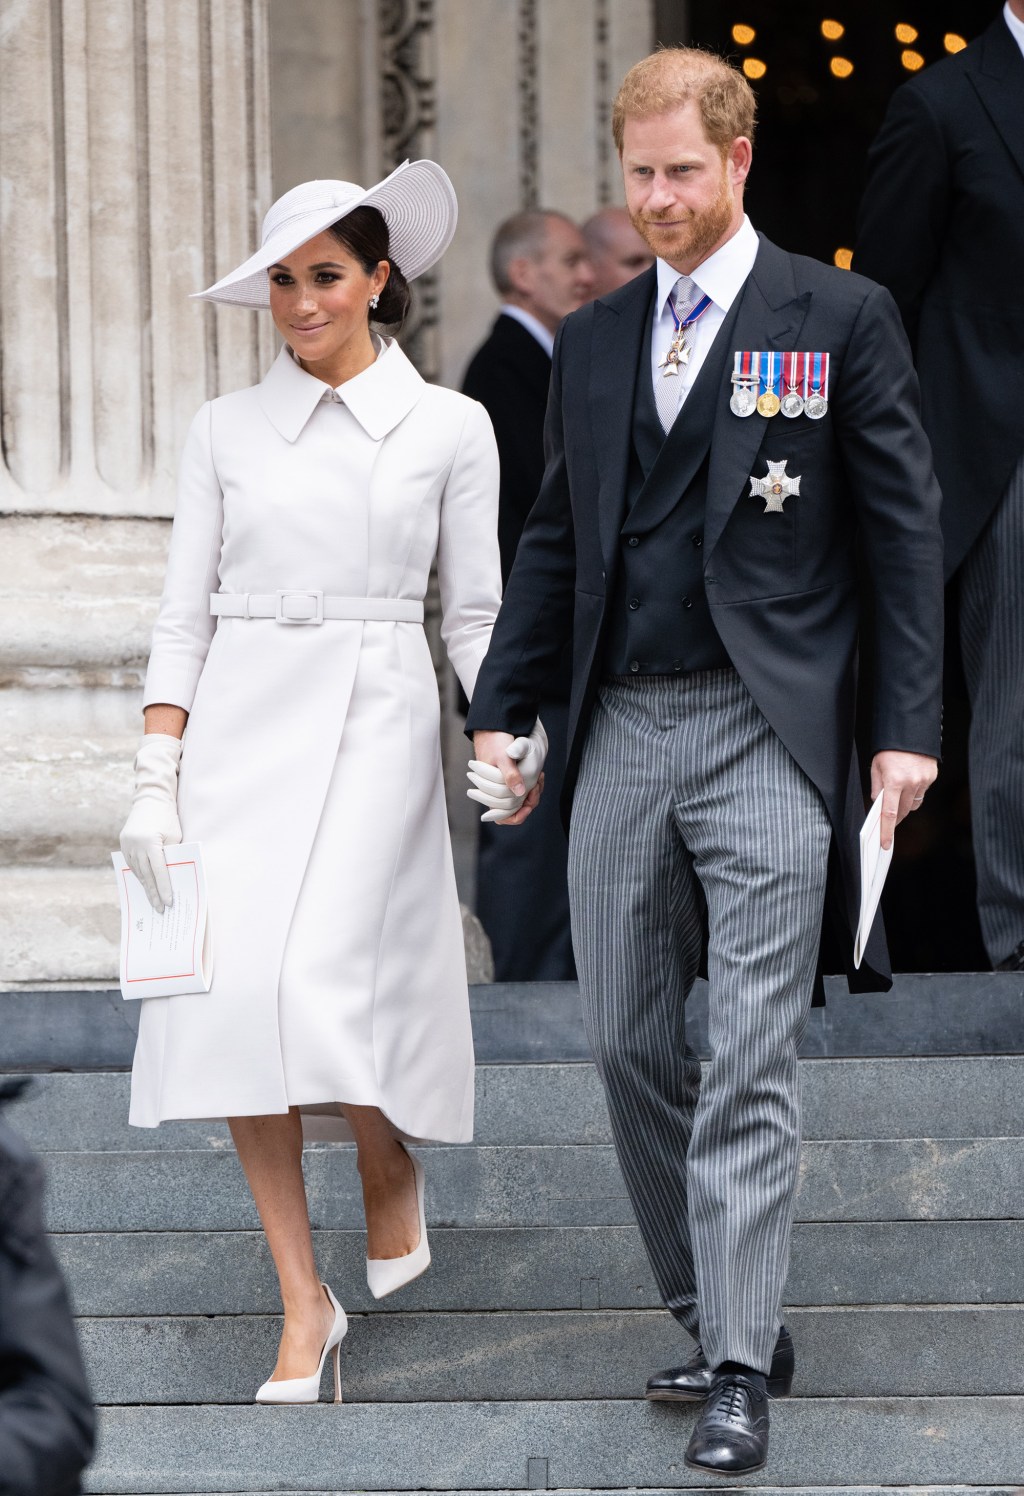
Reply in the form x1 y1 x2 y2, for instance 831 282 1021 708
192 159 457 308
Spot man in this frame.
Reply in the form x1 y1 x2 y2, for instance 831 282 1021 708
855 2 1024 972
462 211 594 981
582 205 655 297
466 49 942 1476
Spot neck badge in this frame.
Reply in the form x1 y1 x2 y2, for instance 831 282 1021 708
750 458 801 513
658 289 714 377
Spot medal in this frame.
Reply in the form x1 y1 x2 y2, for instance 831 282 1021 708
657 289 714 378
755 350 782 417
730 350 757 417
805 350 829 419
780 351 805 417
749 458 802 514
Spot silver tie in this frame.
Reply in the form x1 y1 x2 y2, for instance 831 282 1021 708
654 274 698 434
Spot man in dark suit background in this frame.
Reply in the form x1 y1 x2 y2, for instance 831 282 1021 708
855 2 1024 972
462 211 594 981
467 48 943 1475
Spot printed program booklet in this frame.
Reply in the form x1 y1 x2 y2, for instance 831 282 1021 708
112 842 213 999
853 794 893 969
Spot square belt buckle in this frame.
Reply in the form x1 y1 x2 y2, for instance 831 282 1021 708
275 589 324 625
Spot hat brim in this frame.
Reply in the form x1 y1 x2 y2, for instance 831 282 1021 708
192 160 458 308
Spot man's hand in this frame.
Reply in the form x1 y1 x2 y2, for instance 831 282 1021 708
870 750 938 850
469 730 545 826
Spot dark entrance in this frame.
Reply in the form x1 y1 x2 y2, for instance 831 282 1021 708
651 1 995 971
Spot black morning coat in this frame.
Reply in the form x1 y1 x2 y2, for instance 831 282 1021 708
0 1082 95 1495
465 235 945 997
855 11 1024 578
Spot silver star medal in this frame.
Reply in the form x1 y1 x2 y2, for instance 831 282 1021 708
750 458 801 513
658 330 690 377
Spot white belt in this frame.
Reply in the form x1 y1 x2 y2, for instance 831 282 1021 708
210 591 424 625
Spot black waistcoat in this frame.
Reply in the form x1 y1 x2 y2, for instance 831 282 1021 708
605 300 740 676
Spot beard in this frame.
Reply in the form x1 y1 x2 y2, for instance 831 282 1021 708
631 166 735 269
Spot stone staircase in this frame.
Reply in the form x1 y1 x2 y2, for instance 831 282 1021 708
3 976 1023 1493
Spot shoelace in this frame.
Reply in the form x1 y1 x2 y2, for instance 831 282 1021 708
710 1379 753 1425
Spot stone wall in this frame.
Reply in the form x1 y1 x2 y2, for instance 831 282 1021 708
0 0 273 986
0 0 653 990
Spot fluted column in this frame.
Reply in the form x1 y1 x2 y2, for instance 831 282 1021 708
0 0 273 986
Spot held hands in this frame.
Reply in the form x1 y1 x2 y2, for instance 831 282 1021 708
870 749 938 850
119 733 184 911
467 720 548 825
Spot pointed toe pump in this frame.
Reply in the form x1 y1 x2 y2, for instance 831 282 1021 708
255 1282 347 1405
366 1147 431 1299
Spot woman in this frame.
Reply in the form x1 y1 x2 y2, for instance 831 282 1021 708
119 162 543 1404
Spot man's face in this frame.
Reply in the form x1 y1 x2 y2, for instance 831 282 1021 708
588 210 655 297
511 217 596 332
622 101 750 273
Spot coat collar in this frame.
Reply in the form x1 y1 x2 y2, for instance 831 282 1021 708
966 14 1024 189
256 337 426 443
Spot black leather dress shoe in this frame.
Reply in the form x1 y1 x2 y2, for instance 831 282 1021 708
645 1325 794 1402
684 1372 770 1475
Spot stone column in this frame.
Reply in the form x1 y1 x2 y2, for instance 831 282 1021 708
0 0 273 987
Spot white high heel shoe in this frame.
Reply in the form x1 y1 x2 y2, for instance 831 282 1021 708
366 1147 431 1299
255 1282 347 1404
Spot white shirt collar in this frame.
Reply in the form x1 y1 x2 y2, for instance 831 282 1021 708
1004 2 1024 59
258 336 425 443
654 214 759 319
499 303 555 358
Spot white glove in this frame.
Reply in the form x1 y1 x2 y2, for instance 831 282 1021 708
467 718 548 824
119 733 184 912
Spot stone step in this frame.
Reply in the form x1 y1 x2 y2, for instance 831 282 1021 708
6 972 1024 1070
42 1138 1024 1233
98 1491 1023 1496
55 1220 1024 1317
75 1305 1024 1405
11 1056 1024 1150
81 1398 1024 1491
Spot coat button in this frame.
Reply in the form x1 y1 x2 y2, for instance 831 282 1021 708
681 596 692 609
673 661 683 672
691 534 703 548
630 660 640 672
627 536 639 547
628 598 641 610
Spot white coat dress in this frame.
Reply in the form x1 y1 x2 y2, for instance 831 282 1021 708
129 339 502 1141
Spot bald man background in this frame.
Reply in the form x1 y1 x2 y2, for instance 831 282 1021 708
583 206 655 297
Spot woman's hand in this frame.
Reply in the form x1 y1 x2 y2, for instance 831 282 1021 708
120 733 185 911
468 721 547 825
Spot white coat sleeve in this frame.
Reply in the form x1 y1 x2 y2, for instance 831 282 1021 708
436 398 503 702
142 402 224 712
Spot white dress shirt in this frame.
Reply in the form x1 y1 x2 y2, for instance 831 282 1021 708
1003 2 1024 59
650 215 760 414
500 303 555 358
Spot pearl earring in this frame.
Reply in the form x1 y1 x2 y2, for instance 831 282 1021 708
369 294 380 310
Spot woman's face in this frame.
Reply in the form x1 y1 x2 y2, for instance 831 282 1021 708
268 230 389 371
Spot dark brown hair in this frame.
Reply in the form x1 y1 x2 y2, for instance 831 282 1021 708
327 205 411 327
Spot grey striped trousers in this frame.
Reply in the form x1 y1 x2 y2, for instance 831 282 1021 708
568 668 830 1372
959 453 1024 967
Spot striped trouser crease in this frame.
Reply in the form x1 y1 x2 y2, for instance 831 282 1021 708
959 452 1024 967
567 667 831 1372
